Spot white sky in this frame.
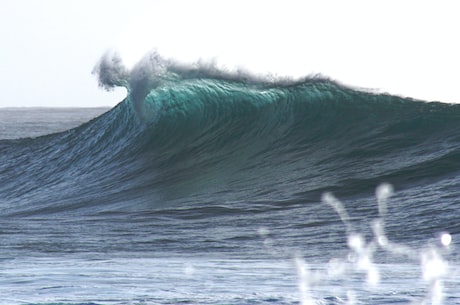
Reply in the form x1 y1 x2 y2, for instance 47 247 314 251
1 0 459 107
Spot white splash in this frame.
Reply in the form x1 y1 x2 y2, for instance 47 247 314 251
295 256 316 305
440 233 452 247
319 183 452 305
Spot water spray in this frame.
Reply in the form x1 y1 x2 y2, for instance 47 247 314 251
317 183 452 305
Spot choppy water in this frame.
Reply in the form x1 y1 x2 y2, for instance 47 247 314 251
1 60 460 304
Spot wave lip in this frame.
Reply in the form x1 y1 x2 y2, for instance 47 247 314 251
92 50 324 120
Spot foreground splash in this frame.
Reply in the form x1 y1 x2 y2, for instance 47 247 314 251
293 184 452 305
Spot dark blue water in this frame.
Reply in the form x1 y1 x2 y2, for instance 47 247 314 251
1 60 460 304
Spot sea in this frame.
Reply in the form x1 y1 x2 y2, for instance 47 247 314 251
1 55 460 305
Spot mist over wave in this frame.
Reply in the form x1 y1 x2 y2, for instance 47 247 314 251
92 50 331 119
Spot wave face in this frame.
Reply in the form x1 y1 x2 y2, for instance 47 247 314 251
3 68 460 304
2 73 460 245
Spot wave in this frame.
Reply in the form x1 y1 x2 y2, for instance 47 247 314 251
2 56 460 217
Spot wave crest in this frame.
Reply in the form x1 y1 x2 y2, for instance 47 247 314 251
5 56 460 216
92 50 328 120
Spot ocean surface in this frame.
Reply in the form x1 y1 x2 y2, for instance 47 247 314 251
1 62 460 304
